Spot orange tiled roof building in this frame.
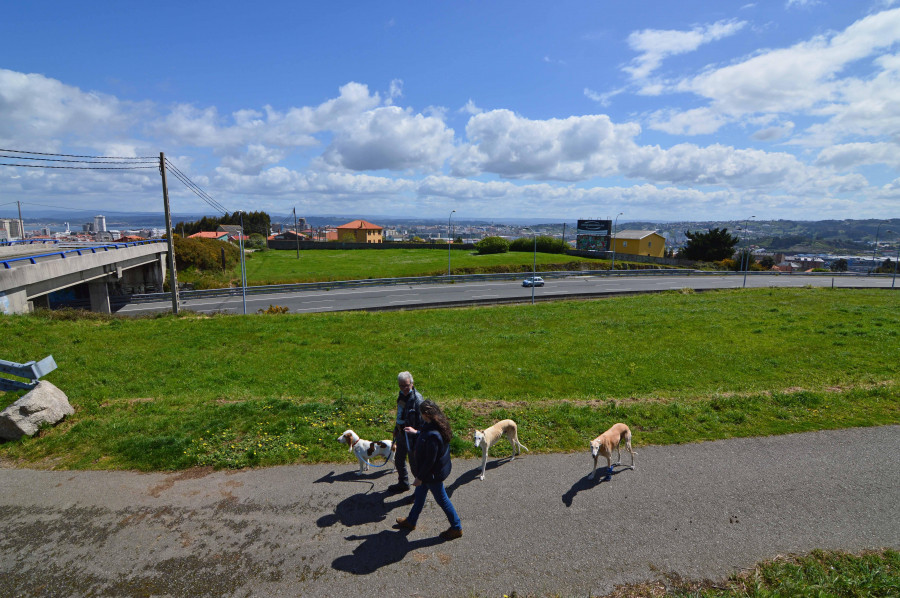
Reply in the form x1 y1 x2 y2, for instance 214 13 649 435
336 220 383 244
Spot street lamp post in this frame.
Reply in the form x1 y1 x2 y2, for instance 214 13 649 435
742 215 755 288
887 230 898 289
523 227 537 304
238 210 247 315
610 212 623 272
448 210 456 276
871 223 883 275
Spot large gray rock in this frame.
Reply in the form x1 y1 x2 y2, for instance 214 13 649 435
0 381 73 440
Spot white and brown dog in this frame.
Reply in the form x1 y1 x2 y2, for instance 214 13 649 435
589 422 636 480
474 419 529 481
337 429 396 474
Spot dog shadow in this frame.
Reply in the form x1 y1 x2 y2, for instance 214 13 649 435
332 529 446 575
444 458 511 496
317 488 414 528
313 469 394 485
561 467 628 507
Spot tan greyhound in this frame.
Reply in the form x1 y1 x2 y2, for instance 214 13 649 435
589 422 636 480
474 419 529 481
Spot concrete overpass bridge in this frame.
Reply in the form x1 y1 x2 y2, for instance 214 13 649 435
0 240 169 314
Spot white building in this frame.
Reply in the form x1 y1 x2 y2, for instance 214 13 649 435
94 215 107 233
0 218 24 240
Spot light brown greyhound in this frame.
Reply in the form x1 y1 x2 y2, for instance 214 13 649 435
474 419 529 481
589 422 636 480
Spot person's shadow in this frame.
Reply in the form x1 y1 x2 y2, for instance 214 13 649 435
332 529 446 575
562 467 628 507
315 472 414 529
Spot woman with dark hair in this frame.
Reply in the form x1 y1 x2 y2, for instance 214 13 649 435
395 399 463 540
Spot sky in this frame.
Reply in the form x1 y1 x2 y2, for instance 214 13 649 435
1 0 899 222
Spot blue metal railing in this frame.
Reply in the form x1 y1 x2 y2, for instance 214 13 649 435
1 239 166 269
0 239 60 247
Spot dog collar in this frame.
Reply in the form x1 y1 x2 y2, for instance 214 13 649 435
350 437 360 449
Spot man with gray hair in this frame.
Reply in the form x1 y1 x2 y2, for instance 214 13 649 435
388 371 424 493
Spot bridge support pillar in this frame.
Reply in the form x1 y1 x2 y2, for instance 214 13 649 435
0 289 31 315
31 294 50 310
88 281 111 314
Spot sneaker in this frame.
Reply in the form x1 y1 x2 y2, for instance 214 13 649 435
439 527 463 540
395 517 416 530
388 482 410 493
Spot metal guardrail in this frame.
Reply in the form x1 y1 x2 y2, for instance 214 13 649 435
0 355 57 391
0 239 61 247
116 269 884 305
0 239 166 269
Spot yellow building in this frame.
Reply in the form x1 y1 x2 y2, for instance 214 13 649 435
336 219 383 243
611 230 666 257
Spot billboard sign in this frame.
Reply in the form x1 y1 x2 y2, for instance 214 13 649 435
576 219 611 234
576 219 612 251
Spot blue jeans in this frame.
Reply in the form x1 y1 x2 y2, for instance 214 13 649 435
405 481 461 530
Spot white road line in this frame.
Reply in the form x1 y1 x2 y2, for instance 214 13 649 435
470 294 499 299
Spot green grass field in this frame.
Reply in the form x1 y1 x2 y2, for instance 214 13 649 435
179 247 613 287
545 549 899 598
0 288 897 470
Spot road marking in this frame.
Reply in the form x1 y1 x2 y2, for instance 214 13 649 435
471 294 499 299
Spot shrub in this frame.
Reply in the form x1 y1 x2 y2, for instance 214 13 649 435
474 236 510 254
174 236 241 272
247 233 267 250
510 235 567 254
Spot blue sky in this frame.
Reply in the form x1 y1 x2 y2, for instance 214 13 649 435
1 0 899 221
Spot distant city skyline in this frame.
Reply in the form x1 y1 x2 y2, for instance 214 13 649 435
2 1 899 221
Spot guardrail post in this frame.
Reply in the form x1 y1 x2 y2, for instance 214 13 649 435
0 356 58 391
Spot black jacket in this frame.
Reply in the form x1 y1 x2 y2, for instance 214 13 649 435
410 423 452 484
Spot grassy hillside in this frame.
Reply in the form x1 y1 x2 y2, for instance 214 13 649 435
0 288 897 470
178 247 615 287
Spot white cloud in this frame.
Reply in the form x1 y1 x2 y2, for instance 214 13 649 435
750 123 795 141
461 100 483 115
219 144 287 175
0 68 144 141
150 82 381 150
653 7 900 139
815 142 900 170
452 109 642 180
318 106 455 172
624 19 747 81
647 107 729 136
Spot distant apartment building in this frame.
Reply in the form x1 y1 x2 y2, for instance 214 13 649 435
94 215 107 233
0 218 24 240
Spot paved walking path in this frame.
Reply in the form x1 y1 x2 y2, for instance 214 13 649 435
1 426 898 597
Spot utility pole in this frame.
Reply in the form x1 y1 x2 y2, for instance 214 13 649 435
294 207 300 259
159 153 180 314
561 222 566 246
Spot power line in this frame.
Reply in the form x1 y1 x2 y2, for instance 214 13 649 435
164 162 229 215
0 148 157 159
164 158 230 215
0 162 157 170
0 154 157 165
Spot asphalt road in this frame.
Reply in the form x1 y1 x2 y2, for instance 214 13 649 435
116 272 897 315
1 425 897 597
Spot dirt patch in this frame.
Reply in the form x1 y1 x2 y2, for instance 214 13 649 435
148 466 216 497
456 380 896 415
99 397 155 407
